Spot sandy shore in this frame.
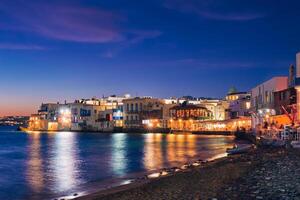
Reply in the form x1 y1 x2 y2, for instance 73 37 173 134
75 147 300 200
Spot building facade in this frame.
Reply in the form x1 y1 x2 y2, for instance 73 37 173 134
226 91 251 119
28 94 130 132
168 103 213 131
250 77 289 129
123 97 165 129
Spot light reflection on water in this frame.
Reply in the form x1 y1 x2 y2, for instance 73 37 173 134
144 133 163 170
50 132 81 192
0 127 237 200
26 133 44 193
111 133 128 176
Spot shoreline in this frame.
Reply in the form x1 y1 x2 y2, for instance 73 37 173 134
18 126 234 136
73 154 230 200
71 144 250 200
73 146 294 200
55 148 235 200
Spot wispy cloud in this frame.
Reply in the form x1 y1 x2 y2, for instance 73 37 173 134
0 1 161 43
100 29 162 58
0 43 45 50
156 58 259 68
163 0 265 21
162 58 292 69
122 58 288 69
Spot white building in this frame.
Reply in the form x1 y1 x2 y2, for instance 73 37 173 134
226 91 251 119
250 76 288 129
29 94 131 132
163 98 228 121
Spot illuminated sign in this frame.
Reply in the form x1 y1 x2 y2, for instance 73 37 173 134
113 109 123 120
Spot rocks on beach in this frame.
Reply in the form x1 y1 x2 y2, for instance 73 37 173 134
77 148 300 200
219 148 300 200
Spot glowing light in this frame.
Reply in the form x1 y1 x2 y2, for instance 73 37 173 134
246 102 251 109
60 108 71 126
147 172 160 179
148 123 153 127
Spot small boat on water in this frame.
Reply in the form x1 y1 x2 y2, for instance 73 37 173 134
226 144 254 155
291 141 300 148
18 126 29 132
259 136 273 146
258 136 286 147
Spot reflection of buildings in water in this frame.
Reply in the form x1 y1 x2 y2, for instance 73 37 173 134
143 134 163 170
51 132 80 192
143 134 234 171
144 134 198 169
166 134 176 162
185 134 197 158
175 134 186 162
198 135 234 157
166 134 197 164
27 133 44 192
111 133 128 176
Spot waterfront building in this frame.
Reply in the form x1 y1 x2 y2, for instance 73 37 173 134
30 102 96 131
199 99 228 120
168 102 213 131
123 97 165 130
28 114 48 130
225 89 251 119
196 117 251 132
170 103 212 120
250 76 289 129
250 54 300 131
95 94 130 131
28 94 130 131
164 97 228 121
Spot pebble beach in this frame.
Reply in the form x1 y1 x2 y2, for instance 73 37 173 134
77 147 300 200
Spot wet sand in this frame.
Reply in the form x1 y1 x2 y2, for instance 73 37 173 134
75 147 300 200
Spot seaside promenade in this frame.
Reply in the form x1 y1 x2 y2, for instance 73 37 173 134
78 147 300 200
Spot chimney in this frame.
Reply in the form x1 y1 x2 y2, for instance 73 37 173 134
289 64 295 87
297 52 300 78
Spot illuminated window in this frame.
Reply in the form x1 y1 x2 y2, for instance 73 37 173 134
246 102 251 109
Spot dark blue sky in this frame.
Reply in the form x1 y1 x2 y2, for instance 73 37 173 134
1 0 300 116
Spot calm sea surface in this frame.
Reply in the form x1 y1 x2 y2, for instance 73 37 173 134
0 126 237 200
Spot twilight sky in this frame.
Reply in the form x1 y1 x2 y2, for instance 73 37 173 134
0 0 300 116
